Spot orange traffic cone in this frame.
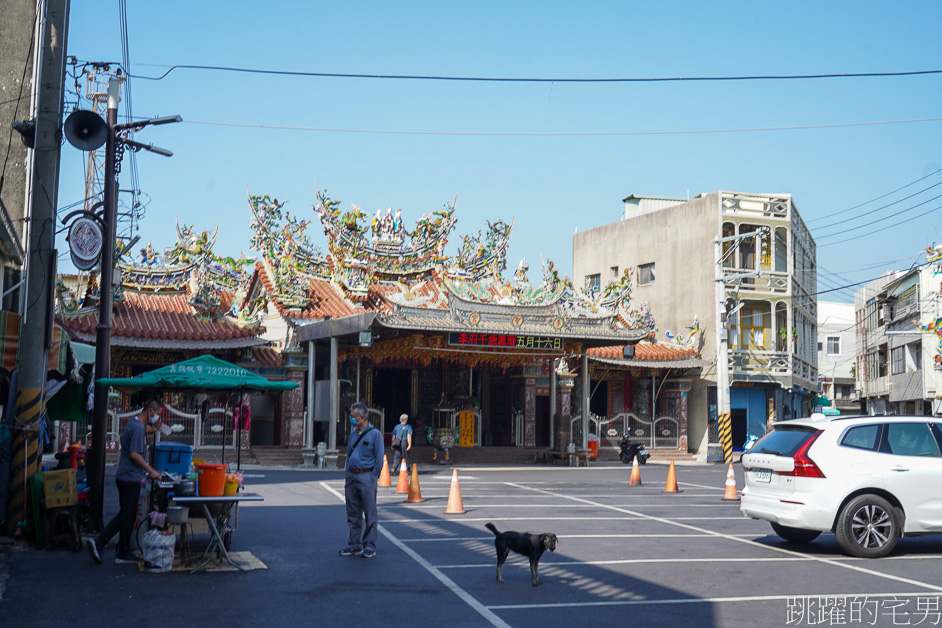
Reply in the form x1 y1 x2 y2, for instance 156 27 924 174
395 460 409 494
629 455 642 486
722 463 739 501
444 468 465 515
664 460 681 493
378 455 391 487
405 463 426 503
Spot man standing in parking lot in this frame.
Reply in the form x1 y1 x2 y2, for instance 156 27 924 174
339 402 384 559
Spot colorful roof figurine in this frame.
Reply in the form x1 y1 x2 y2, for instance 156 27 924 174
247 184 657 346
56 225 267 349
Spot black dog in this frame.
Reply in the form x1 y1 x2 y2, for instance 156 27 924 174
485 522 558 586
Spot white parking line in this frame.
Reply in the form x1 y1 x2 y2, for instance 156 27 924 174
402 533 755 542
320 481 511 628
505 482 942 595
438 554 942 569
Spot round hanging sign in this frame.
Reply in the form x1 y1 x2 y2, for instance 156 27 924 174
68 216 103 270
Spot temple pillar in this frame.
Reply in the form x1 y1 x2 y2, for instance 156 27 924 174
524 377 536 447
285 370 305 448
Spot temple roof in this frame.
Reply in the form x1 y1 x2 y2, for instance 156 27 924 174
588 343 706 368
58 291 266 349
57 225 268 350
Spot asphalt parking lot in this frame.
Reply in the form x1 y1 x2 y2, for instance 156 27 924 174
4 462 942 627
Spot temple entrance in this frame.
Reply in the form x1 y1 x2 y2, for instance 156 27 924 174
372 368 412 434
250 394 282 446
589 380 609 418
535 395 551 448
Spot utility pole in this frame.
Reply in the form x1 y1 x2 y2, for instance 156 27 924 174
713 227 766 464
4 0 70 536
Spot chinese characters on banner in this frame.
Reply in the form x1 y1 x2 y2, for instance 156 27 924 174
458 411 476 447
448 332 562 350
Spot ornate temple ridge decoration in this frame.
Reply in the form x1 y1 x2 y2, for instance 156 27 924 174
446 218 513 281
314 188 458 291
248 193 329 308
58 218 261 327
665 316 702 349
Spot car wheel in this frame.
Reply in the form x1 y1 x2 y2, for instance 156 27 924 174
835 494 899 558
770 522 821 543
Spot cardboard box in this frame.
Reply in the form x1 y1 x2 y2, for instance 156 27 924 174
43 469 77 508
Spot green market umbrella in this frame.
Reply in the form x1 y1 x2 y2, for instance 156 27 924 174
98 354 298 393
98 355 299 468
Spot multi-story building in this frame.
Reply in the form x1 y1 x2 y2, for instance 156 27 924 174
855 266 942 415
573 191 818 455
817 301 859 414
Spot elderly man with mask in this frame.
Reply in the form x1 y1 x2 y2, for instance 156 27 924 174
339 401 384 559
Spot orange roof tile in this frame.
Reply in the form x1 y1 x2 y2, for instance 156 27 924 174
589 343 699 362
60 291 263 346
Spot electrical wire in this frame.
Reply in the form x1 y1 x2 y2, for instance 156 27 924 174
806 167 942 224
818 203 942 247
181 115 942 137
121 62 942 83
811 179 942 231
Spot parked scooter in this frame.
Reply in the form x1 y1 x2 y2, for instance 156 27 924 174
742 433 760 453
619 434 651 464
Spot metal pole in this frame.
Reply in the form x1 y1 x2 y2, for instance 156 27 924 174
549 358 557 450
305 340 314 450
88 77 121 531
581 350 589 450
329 336 338 451
715 236 733 463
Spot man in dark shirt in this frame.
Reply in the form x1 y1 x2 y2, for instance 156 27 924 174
339 401 384 559
88 400 162 564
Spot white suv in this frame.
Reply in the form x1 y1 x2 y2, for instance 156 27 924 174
740 414 942 558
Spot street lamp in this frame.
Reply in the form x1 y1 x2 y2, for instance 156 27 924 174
63 76 181 530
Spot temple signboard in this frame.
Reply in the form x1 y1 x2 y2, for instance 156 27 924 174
448 332 562 350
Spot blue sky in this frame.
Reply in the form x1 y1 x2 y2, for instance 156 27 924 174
57 1 942 302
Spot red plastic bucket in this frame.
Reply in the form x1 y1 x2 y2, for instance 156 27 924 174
587 440 599 459
196 463 227 496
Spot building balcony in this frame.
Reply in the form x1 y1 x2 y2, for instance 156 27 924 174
861 376 890 397
722 268 790 296
727 349 817 391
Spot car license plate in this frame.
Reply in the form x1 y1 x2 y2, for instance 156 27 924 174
754 469 772 483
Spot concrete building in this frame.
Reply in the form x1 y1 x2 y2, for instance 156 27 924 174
855 265 942 416
573 191 818 455
817 301 859 414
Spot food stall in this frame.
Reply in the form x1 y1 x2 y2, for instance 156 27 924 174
98 355 299 571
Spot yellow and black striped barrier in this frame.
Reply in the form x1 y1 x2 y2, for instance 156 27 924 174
5 386 42 536
717 411 733 464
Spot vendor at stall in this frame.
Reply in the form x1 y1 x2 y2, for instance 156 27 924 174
87 400 163 564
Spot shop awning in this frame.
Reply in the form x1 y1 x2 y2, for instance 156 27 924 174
0 311 72 373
